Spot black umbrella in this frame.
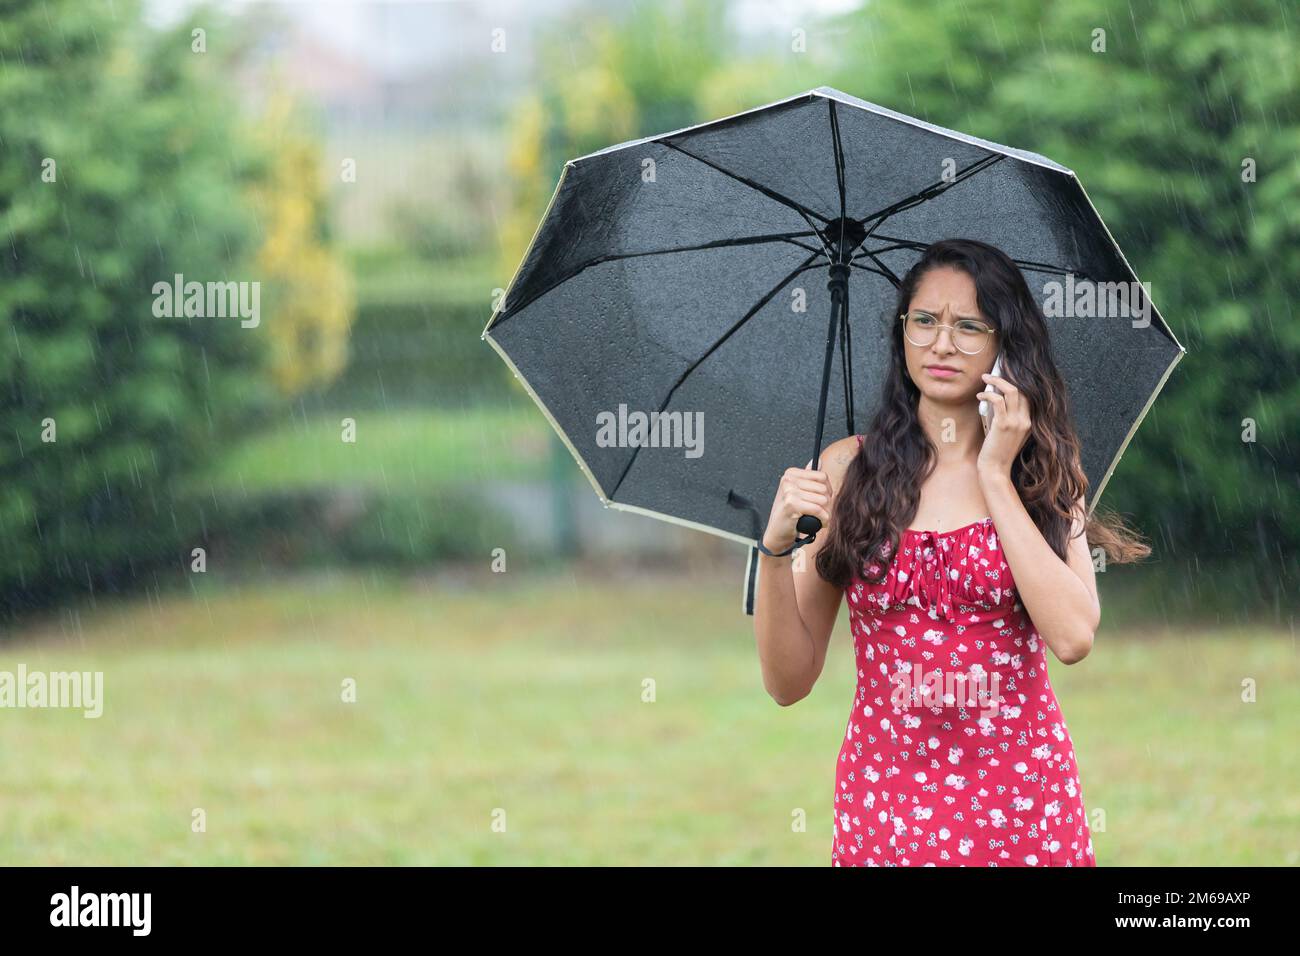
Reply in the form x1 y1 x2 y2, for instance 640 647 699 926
481 86 1186 615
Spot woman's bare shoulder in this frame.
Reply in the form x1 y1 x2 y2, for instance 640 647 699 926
816 435 862 489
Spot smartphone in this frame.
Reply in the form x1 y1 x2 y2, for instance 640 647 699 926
979 351 1002 432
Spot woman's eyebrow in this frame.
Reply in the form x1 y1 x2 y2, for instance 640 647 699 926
912 306 985 321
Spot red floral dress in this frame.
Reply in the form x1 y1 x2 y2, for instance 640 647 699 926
832 436 1096 866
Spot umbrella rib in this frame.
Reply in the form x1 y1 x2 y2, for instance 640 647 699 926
849 251 901 287
847 260 902 287
861 154 1006 236
660 139 833 225
1003 258 1091 279
490 232 826 331
855 236 928 255
829 98 847 246
854 234 1087 280
794 209 835 260
778 238 827 256
606 250 826 500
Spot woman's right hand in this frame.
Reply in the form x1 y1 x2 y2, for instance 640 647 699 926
762 462 832 553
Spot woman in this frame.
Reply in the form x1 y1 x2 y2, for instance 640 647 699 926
753 237 1149 866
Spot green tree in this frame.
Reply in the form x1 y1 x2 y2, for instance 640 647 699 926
0 1 274 613
501 0 734 275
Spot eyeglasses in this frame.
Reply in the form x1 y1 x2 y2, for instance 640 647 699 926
899 310 997 355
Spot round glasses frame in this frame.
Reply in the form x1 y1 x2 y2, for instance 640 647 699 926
899 311 997 355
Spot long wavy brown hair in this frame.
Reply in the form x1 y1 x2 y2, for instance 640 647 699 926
816 237 1151 591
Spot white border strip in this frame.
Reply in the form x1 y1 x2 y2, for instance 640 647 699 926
810 87 1072 175
486 327 768 549
482 133 780 552
1086 345 1186 520
480 157 616 507
605 498 758 548
566 88 822 164
1069 171 1185 352
564 85 1075 177
481 159 574 339
1068 171 1188 517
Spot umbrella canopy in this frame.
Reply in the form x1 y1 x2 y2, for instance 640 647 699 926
481 86 1186 614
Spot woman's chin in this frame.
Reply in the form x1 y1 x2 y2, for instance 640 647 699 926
917 381 975 400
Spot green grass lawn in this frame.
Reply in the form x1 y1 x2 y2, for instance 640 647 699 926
194 403 552 495
1 567 1295 865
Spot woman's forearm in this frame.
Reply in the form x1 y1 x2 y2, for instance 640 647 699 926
753 549 817 705
979 468 1097 662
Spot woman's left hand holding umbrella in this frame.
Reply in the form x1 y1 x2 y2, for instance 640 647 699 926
760 463 833 556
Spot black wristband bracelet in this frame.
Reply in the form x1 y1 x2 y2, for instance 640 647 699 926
756 534 811 557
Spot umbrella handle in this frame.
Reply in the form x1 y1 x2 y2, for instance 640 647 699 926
796 514 822 538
